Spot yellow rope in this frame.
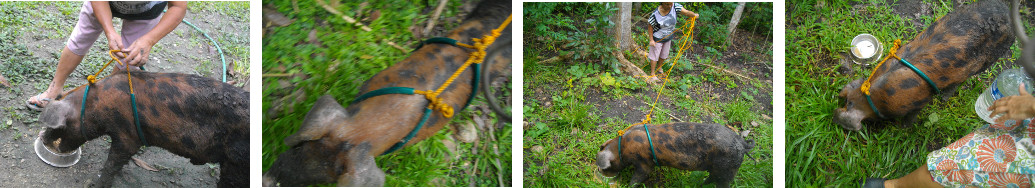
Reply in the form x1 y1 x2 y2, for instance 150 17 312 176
860 39 901 96
616 17 697 137
105 50 136 94
59 50 135 100
641 16 696 125
415 15 512 118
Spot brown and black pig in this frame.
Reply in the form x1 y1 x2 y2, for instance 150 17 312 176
835 0 1015 130
261 0 512 186
39 71 249 188
595 122 755 188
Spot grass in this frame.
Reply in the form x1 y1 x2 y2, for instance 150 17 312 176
260 0 511 186
785 0 1032 186
523 3 773 186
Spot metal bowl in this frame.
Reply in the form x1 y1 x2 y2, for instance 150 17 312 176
850 34 883 65
34 136 81 168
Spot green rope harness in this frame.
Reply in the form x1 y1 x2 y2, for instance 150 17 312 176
865 94 884 119
615 124 660 167
864 58 940 119
352 37 480 155
643 125 659 166
899 58 941 94
79 86 90 138
80 84 149 146
413 37 459 52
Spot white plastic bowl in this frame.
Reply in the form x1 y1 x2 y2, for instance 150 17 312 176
34 136 81 168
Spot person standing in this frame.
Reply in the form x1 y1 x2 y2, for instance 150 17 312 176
646 2 697 82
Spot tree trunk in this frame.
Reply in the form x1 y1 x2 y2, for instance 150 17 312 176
726 2 747 45
612 2 634 51
613 48 649 80
609 2 654 82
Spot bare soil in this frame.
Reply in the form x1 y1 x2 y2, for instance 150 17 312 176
0 3 248 187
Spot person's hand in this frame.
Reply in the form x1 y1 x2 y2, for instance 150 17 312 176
692 13 699 18
123 36 157 67
649 40 657 47
989 84 1035 122
106 32 125 58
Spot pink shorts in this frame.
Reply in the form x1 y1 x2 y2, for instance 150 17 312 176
66 2 161 68
647 40 672 62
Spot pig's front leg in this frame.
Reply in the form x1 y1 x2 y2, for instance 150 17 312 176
90 138 139 188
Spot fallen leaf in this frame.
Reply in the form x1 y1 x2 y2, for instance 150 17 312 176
0 74 9 87
262 7 294 27
132 157 159 172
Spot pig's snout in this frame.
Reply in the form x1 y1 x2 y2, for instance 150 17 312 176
834 107 865 131
262 172 279 187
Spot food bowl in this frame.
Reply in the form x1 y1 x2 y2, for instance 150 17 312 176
594 170 618 187
34 136 81 167
850 34 883 65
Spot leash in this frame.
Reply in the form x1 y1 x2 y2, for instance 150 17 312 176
352 15 512 155
860 39 940 119
641 16 696 125
77 50 149 146
614 124 660 166
612 16 697 168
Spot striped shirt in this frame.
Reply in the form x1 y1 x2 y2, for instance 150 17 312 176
648 3 684 40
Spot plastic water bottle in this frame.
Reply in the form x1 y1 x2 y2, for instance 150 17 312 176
975 68 1035 123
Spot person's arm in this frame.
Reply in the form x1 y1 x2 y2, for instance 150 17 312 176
124 1 188 66
647 21 655 46
679 9 698 18
988 84 1035 124
91 2 125 57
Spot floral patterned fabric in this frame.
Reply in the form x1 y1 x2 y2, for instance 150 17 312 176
927 119 1035 187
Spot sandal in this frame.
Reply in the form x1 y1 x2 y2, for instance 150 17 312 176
25 93 53 111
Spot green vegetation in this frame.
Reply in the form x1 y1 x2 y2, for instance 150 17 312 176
786 0 1033 186
261 0 510 186
524 2 772 187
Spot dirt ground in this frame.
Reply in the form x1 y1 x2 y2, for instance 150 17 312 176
0 2 248 187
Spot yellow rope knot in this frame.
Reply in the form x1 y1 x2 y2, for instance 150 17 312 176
860 39 902 95
414 90 455 118
87 75 98 84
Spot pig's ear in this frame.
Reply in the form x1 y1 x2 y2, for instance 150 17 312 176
284 95 347 147
840 79 865 97
338 143 384 186
39 101 74 129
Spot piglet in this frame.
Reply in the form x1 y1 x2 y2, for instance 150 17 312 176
834 0 1014 130
39 71 249 187
261 0 512 186
596 122 754 188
